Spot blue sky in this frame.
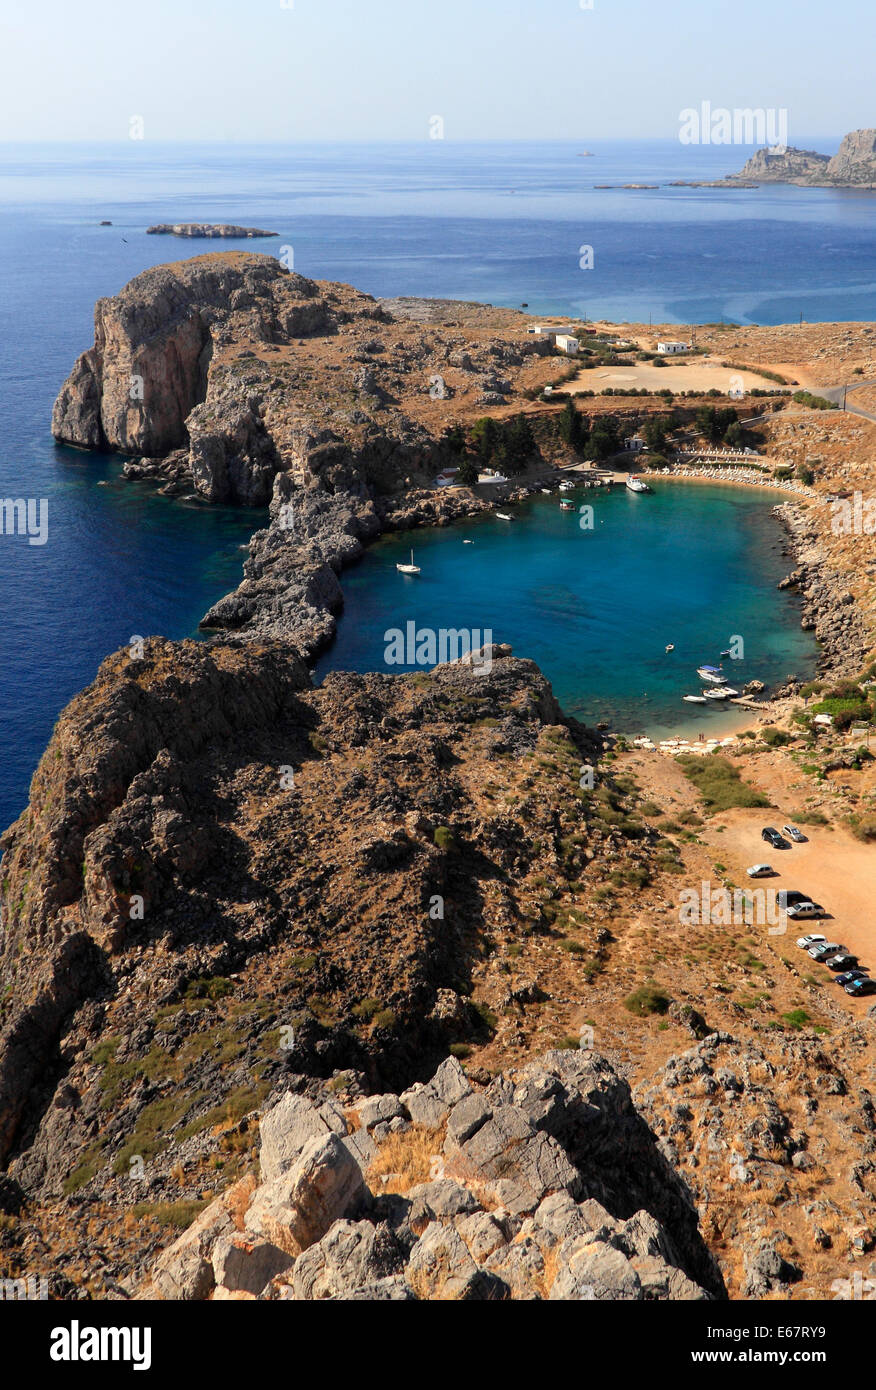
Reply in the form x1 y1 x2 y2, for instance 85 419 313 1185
1 0 873 143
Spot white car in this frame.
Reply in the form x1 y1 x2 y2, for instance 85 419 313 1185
796 933 827 950
787 901 825 920
746 864 774 878
782 825 807 843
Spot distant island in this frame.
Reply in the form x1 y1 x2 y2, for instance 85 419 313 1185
146 223 278 238
723 128 876 188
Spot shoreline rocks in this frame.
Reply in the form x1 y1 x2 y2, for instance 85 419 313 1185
772 502 874 676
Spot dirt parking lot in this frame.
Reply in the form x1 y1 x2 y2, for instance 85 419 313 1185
570 355 781 396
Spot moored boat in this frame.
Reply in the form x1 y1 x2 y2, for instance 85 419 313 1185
495 512 514 521
396 548 421 575
626 475 651 493
683 695 708 703
697 665 726 684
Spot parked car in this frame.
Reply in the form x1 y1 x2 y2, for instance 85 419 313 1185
835 970 868 986
762 827 789 849
746 864 775 878
796 934 827 950
777 890 809 909
827 954 858 972
786 901 826 920
782 825 807 843
808 943 844 960
845 978 876 997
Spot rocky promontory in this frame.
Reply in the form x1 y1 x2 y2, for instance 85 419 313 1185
726 129 876 187
51 252 555 653
146 224 278 238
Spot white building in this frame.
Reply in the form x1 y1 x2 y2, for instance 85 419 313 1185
530 325 575 339
554 334 580 354
624 435 645 451
656 340 690 355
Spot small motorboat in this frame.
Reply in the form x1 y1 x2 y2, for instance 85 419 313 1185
396 549 421 575
463 539 474 545
703 687 732 700
626 475 651 493
540 488 552 495
559 499 575 510
665 644 675 653
495 512 514 521
683 695 708 704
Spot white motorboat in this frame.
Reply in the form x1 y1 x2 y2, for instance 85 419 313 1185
540 488 552 495
697 665 726 684
463 539 474 544
665 643 675 653
495 512 514 521
559 480 574 491
559 499 575 510
396 549 421 575
702 687 732 700
683 695 708 704
626 475 651 493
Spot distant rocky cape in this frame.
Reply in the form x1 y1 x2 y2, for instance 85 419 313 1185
146 223 278 238
725 128 876 187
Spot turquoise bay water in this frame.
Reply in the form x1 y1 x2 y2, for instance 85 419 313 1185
315 483 819 740
1 139 858 827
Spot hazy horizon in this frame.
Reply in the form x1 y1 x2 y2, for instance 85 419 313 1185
1 0 873 145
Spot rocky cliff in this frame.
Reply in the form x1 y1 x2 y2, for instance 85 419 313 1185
727 129 876 186
1 636 677 1294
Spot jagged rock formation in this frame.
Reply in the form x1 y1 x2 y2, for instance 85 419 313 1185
146 225 278 238
143 1053 724 1300
727 129 876 186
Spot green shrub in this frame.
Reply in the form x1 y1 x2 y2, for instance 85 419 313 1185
676 754 770 813
433 825 456 851
623 984 672 1017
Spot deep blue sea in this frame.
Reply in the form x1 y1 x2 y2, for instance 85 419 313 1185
1 139 867 829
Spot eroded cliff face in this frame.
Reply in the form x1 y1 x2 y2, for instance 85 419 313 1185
826 128 876 184
51 255 335 462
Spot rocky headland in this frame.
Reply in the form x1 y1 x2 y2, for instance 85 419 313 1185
725 129 876 187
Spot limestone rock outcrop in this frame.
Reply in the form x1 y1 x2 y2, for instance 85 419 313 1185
143 1053 725 1300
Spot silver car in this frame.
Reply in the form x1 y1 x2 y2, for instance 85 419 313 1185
782 825 807 843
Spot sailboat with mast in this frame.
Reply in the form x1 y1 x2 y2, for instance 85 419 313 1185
396 549 421 575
